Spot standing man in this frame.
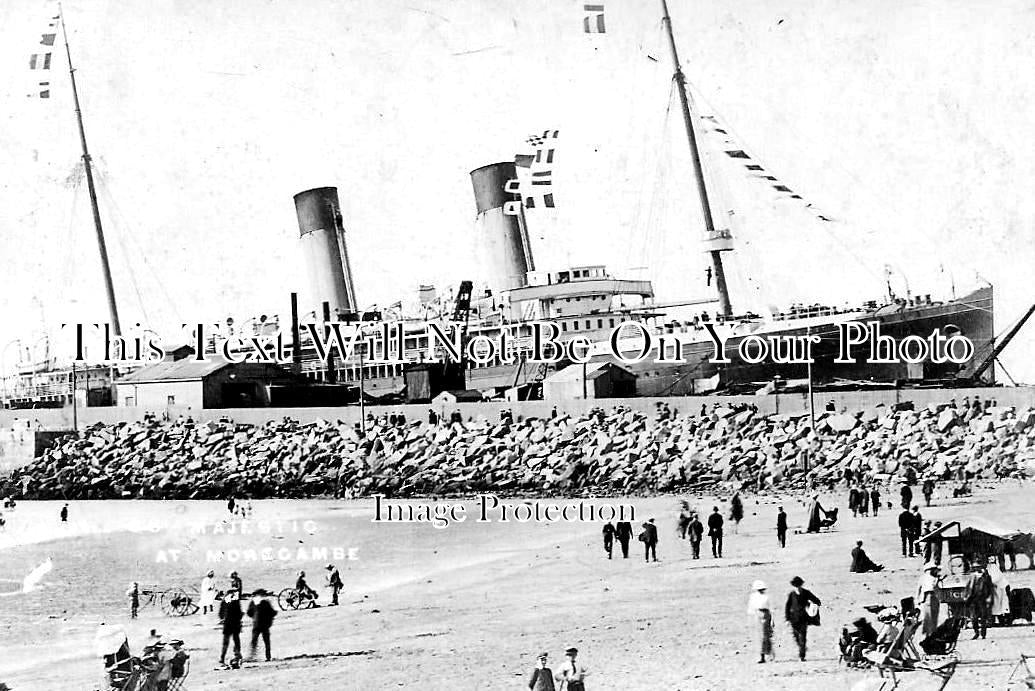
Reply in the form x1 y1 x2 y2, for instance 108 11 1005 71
910 506 924 557
898 506 914 557
677 502 691 540
126 582 139 619
776 507 788 548
219 590 244 667
602 522 615 560
870 487 881 517
849 486 860 518
922 478 935 507
246 589 277 662
708 506 724 558
858 486 870 517
900 483 913 510
784 576 821 661
641 519 659 563
554 647 588 691
60 503 69 522
615 519 632 559
528 652 555 691
688 513 704 559
326 564 343 606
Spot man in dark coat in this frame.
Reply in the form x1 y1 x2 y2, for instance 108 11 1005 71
776 507 788 548
602 522 615 559
246 590 277 661
910 506 924 556
898 507 914 556
848 487 860 517
870 487 881 516
219 591 244 666
641 518 659 562
857 487 870 517
688 514 704 558
615 520 633 559
900 483 913 510
784 576 822 661
707 507 724 558
922 478 935 506
850 540 883 572
326 564 343 605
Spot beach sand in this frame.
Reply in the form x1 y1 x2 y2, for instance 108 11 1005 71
1 484 1032 690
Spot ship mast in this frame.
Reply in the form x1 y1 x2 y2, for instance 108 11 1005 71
660 0 733 317
59 5 122 336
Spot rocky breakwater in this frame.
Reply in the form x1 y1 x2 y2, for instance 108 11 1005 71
1 401 1033 500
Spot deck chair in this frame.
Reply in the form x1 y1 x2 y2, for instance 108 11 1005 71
1007 654 1035 689
919 616 965 656
863 618 922 670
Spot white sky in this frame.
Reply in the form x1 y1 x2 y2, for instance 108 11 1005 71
0 0 1033 380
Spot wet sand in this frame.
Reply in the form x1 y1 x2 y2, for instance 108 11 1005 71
1 484 1033 690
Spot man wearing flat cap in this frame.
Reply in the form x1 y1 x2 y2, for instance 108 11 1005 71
528 652 555 691
784 576 821 661
554 647 588 690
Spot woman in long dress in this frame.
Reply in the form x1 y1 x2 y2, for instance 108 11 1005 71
747 580 774 663
200 570 217 615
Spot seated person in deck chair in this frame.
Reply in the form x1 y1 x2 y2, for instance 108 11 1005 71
850 540 885 573
919 616 963 656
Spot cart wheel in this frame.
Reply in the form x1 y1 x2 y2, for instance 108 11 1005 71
162 587 192 616
278 587 300 610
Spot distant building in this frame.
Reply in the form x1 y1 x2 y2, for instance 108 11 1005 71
115 358 300 409
431 389 485 406
543 362 636 400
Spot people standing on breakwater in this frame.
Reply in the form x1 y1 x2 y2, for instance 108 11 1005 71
528 652 555 691
730 494 744 534
784 576 821 662
708 507 724 558
688 513 704 558
640 519 659 562
776 507 788 548
615 520 632 559
602 522 615 559
747 580 774 663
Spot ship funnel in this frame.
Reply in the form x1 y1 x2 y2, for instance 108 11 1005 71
470 162 534 294
293 186 357 319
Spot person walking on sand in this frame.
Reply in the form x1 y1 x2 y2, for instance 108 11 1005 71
325 564 343 605
640 519 659 562
200 570 217 615
554 647 588 691
688 513 704 559
748 580 775 663
219 590 244 667
615 520 632 559
246 589 277 661
784 576 821 661
60 503 68 522
602 522 615 559
528 652 556 691
708 507 725 558
730 494 744 534
776 507 788 548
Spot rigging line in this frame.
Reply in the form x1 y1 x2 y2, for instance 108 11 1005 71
91 175 151 326
92 166 183 325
